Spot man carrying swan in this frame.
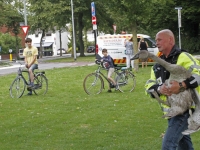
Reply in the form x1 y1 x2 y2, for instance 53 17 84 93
144 29 200 150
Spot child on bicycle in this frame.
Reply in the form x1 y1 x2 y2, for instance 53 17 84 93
23 38 39 95
101 48 118 92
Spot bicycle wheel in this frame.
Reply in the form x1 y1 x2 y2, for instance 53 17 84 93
83 73 103 95
116 72 136 92
9 76 26 98
33 73 48 95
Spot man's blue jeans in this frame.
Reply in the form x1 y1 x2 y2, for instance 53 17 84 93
162 110 194 150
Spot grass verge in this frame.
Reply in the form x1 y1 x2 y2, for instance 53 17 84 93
0 61 11 67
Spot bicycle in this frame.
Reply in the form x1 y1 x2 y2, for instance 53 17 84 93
9 61 48 98
83 60 136 95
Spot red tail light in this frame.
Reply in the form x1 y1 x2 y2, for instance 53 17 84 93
95 44 98 54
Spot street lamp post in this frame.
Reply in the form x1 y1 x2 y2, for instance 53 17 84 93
175 7 182 49
71 0 76 61
24 0 27 26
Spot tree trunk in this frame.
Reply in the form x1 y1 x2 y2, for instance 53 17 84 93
39 30 45 58
78 13 85 57
15 35 19 60
131 22 139 71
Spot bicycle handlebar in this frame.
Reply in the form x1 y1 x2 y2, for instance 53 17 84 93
95 59 102 65
16 61 23 65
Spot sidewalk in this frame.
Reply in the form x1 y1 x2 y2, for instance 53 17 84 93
0 52 95 66
0 53 95 76
0 61 95 76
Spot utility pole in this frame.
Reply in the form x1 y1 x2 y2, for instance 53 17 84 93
71 0 76 61
175 7 182 49
24 0 27 26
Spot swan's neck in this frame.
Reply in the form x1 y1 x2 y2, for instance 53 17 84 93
149 54 171 70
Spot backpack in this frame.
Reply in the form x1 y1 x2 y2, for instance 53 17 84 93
111 57 117 67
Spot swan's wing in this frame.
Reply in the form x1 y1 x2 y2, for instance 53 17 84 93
191 89 200 109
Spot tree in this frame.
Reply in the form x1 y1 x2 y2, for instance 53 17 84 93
27 0 58 58
101 0 155 70
147 0 200 52
0 1 24 57
0 32 19 54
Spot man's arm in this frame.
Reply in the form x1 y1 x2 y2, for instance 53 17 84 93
168 53 200 94
138 42 140 50
23 49 28 68
145 41 149 48
24 57 28 68
27 55 37 67
145 66 160 97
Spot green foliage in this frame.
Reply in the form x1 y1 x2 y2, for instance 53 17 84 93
1 64 200 149
146 0 200 51
28 0 71 33
0 1 23 35
2 0 200 55
0 33 19 54
181 36 200 53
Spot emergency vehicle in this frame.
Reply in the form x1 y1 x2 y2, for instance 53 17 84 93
96 34 159 65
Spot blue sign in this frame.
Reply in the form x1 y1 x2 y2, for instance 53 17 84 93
91 2 95 16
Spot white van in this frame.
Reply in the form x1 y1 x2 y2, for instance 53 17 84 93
96 34 159 65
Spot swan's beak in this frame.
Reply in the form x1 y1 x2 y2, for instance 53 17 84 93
130 53 139 60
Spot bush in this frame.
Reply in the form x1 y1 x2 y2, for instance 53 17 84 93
181 36 200 53
0 33 21 54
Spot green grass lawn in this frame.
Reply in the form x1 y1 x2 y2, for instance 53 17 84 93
1 60 200 150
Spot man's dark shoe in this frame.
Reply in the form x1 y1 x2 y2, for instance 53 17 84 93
107 90 112 93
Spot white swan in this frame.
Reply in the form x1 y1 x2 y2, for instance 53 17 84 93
132 50 194 118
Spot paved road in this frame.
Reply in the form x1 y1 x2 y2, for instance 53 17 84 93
0 53 95 76
2 53 198 76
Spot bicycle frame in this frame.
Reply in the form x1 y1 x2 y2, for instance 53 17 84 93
94 64 120 88
9 61 48 98
15 62 30 86
16 61 45 87
83 60 136 94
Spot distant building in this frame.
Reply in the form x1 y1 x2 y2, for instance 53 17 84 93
1 25 95 56
27 30 69 56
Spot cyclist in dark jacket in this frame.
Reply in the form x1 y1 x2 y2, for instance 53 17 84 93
101 48 118 92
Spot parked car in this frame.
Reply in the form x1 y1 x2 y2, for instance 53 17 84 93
18 49 24 59
57 48 66 55
87 46 95 53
